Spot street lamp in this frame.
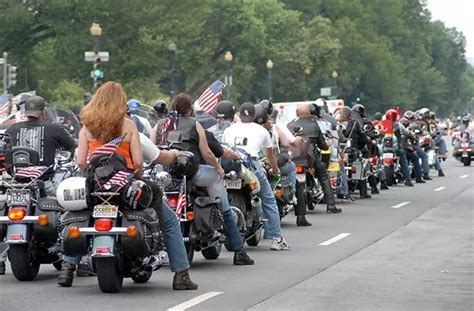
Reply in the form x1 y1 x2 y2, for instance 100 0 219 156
266 59 274 100
331 70 338 88
305 67 312 100
90 23 103 89
168 42 177 99
224 51 233 100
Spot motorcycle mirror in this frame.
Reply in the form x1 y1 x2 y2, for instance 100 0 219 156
167 131 183 144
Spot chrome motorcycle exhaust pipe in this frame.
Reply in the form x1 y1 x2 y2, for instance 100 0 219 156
230 206 246 231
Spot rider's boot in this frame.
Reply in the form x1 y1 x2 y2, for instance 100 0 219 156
359 181 372 199
0 261 5 275
234 249 255 265
58 262 76 287
173 270 198 290
438 169 445 177
380 180 389 190
296 215 312 226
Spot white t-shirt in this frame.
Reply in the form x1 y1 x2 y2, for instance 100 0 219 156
223 122 272 157
274 123 295 147
139 133 160 163
136 115 153 138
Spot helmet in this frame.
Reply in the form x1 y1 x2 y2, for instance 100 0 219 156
56 177 87 211
309 103 323 118
127 99 142 114
169 151 199 179
254 103 270 125
12 92 36 111
153 100 168 116
258 99 273 115
462 116 470 125
399 117 410 128
404 110 415 120
418 108 430 119
429 111 436 120
352 104 366 118
339 106 352 120
385 109 398 121
124 180 153 210
215 100 236 120
373 112 382 121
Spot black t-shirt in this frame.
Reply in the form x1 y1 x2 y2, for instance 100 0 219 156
6 119 76 166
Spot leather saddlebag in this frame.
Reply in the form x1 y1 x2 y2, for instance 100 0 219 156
33 197 63 242
121 208 161 258
61 210 91 257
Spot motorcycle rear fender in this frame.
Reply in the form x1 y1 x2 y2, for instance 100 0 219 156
6 224 29 244
92 235 116 257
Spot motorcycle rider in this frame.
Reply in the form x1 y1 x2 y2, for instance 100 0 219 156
61 82 198 290
399 118 425 183
404 110 432 180
160 93 255 263
223 102 290 250
153 100 169 119
288 104 342 213
127 99 153 137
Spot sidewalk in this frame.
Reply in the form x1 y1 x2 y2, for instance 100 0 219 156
250 185 474 311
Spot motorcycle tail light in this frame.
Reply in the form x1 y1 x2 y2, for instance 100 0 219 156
8 208 26 221
38 214 49 226
186 211 195 221
95 247 111 254
167 194 179 209
95 218 113 232
384 158 394 165
295 166 304 174
274 189 284 198
370 157 377 166
249 180 258 190
423 139 430 145
127 225 138 238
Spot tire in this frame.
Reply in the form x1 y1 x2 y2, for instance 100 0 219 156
462 158 471 166
52 260 63 271
295 182 308 213
201 243 222 260
8 244 40 281
131 270 152 283
246 228 262 247
384 166 395 186
185 241 194 265
96 257 123 293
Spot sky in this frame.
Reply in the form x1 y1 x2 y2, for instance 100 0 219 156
426 0 474 60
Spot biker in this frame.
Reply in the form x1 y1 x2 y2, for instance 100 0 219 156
288 104 342 213
215 100 236 132
127 99 153 137
399 118 425 183
61 82 198 290
254 103 309 226
223 102 290 250
404 110 431 180
428 111 448 161
161 93 255 264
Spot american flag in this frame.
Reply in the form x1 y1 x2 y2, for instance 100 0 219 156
0 98 10 116
175 178 187 219
160 111 178 144
15 166 49 179
88 136 125 161
103 171 133 190
197 80 225 113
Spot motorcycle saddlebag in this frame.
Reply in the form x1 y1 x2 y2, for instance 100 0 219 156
33 197 63 242
191 197 223 239
61 210 91 257
121 209 160 258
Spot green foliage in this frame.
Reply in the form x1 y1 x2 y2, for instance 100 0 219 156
0 0 472 114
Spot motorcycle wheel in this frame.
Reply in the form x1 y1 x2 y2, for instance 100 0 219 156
384 166 395 186
246 228 262 247
201 243 222 260
185 242 195 264
131 270 152 283
96 257 123 293
8 244 40 281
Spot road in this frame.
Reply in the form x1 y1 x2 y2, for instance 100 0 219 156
0 156 472 311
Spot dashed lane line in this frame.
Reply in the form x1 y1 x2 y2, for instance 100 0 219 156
434 186 446 192
167 292 223 311
391 201 411 209
319 233 351 246
460 174 469 179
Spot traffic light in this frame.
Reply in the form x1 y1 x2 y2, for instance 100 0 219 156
7 65 17 88
92 56 104 88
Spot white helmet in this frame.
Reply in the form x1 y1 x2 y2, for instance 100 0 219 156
56 177 87 211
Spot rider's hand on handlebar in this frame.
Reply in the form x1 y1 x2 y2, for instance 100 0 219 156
217 166 225 177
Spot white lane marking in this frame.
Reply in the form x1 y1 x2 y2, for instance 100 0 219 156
391 201 411 209
167 292 223 311
434 186 446 192
319 233 351 246
460 175 469 179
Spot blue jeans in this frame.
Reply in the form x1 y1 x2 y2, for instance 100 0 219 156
280 161 296 192
251 160 282 239
406 149 422 181
339 168 349 195
415 147 429 175
397 149 410 181
63 203 191 273
434 156 442 171
191 165 243 250
434 136 447 155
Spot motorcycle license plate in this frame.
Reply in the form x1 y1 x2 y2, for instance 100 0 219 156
225 179 242 189
383 153 393 159
327 162 340 172
93 205 118 218
462 152 468 158
296 174 306 183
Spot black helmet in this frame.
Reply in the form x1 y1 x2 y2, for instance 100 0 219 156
399 117 410 128
153 100 168 117
373 112 382 121
352 104 366 118
254 103 270 125
215 100 236 120
462 116 470 125
170 151 199 179
258 99 273 115
310 103 323 118
429 111 436 120
124 180 153 210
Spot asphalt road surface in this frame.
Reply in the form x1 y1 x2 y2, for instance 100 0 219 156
0 156 472 311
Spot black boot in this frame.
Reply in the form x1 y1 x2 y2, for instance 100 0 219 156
423 174 432 180
0 261 5 275
327 205 342 213
380 180 389 190
359 181 372 199
296 215 312 226
173 270 198 290
233 249 255 265
371 186 379 194
58 262 76 287
438 170 445 177
404 179 414 187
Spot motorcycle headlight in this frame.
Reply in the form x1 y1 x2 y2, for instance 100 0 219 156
155 171 172 187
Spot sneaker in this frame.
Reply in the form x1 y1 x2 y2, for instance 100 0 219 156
271 237 290 251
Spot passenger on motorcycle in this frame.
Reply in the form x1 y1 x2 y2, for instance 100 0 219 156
223 102 290 250
288 104 342 213
61 82 198 290
162 93 255 264
127 99 153 137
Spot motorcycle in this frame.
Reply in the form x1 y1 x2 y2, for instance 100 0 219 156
453 132 474 166
0 135 63 281
380 134 402 186
60 158 163 293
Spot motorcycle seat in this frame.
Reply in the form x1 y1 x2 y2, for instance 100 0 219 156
194 197 221 208
37 197 64 212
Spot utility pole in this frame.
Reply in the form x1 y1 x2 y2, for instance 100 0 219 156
2 52 7 95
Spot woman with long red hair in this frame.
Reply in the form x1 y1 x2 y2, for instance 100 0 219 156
59 82 197 290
